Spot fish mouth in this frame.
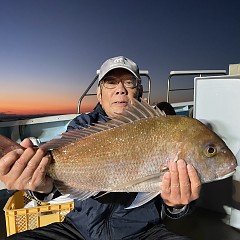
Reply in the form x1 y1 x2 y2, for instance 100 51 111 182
214 170 236 182
204 170 236 184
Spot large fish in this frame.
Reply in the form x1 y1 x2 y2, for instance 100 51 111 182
0 100 237 208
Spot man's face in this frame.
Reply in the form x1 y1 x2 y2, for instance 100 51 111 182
97 69 139 118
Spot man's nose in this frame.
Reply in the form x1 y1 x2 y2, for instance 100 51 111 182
115 81 127 95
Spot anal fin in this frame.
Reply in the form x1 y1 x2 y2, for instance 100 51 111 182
125 192 160 209
54 180 99 200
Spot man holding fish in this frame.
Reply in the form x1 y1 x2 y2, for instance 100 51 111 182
1 56 235 239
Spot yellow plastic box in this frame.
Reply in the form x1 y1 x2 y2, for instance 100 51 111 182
4 191 74 236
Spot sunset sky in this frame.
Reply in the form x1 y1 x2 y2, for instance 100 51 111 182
1 0 240 116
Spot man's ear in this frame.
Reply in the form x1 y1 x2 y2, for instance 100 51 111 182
97 86 102 103
137 84 143 100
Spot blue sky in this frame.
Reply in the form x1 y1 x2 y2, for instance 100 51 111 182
1 0 240 114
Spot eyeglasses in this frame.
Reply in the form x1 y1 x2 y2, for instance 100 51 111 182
102 76 139 89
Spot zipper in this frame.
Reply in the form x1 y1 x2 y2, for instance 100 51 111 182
104 203 116 240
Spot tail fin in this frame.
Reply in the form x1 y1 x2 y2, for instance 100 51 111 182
0 135 23 158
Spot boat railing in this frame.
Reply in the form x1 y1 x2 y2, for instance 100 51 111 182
77 70 151 114
166 70 227 103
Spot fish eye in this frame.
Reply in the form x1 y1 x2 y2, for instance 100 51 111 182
204 145 217 157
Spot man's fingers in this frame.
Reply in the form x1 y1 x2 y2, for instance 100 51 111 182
187 164 201 200
169 161 181 197
0 144 53 192
161 160 202 207
20 138 34 148
0 149 24 176
162 172 171 194
30 154 53 192
10 148 36 175
178 160 191 201
31 154 51 182
19 148 48 185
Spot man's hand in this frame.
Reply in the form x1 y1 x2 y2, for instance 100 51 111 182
0 138 53 194
161 159 201 207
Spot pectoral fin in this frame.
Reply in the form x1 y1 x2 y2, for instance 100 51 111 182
110 172 165 192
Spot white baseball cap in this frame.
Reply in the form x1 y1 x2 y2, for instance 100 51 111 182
97 56 141 83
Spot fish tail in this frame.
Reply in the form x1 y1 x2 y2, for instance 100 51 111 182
0 134 23 158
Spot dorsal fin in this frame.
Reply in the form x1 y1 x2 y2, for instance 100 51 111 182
40 99 165 151
131 98 165 117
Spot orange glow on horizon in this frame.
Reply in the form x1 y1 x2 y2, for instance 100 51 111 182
0 92 98 115
1 103 95 115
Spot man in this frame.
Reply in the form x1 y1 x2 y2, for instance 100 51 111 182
0 56 201 239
